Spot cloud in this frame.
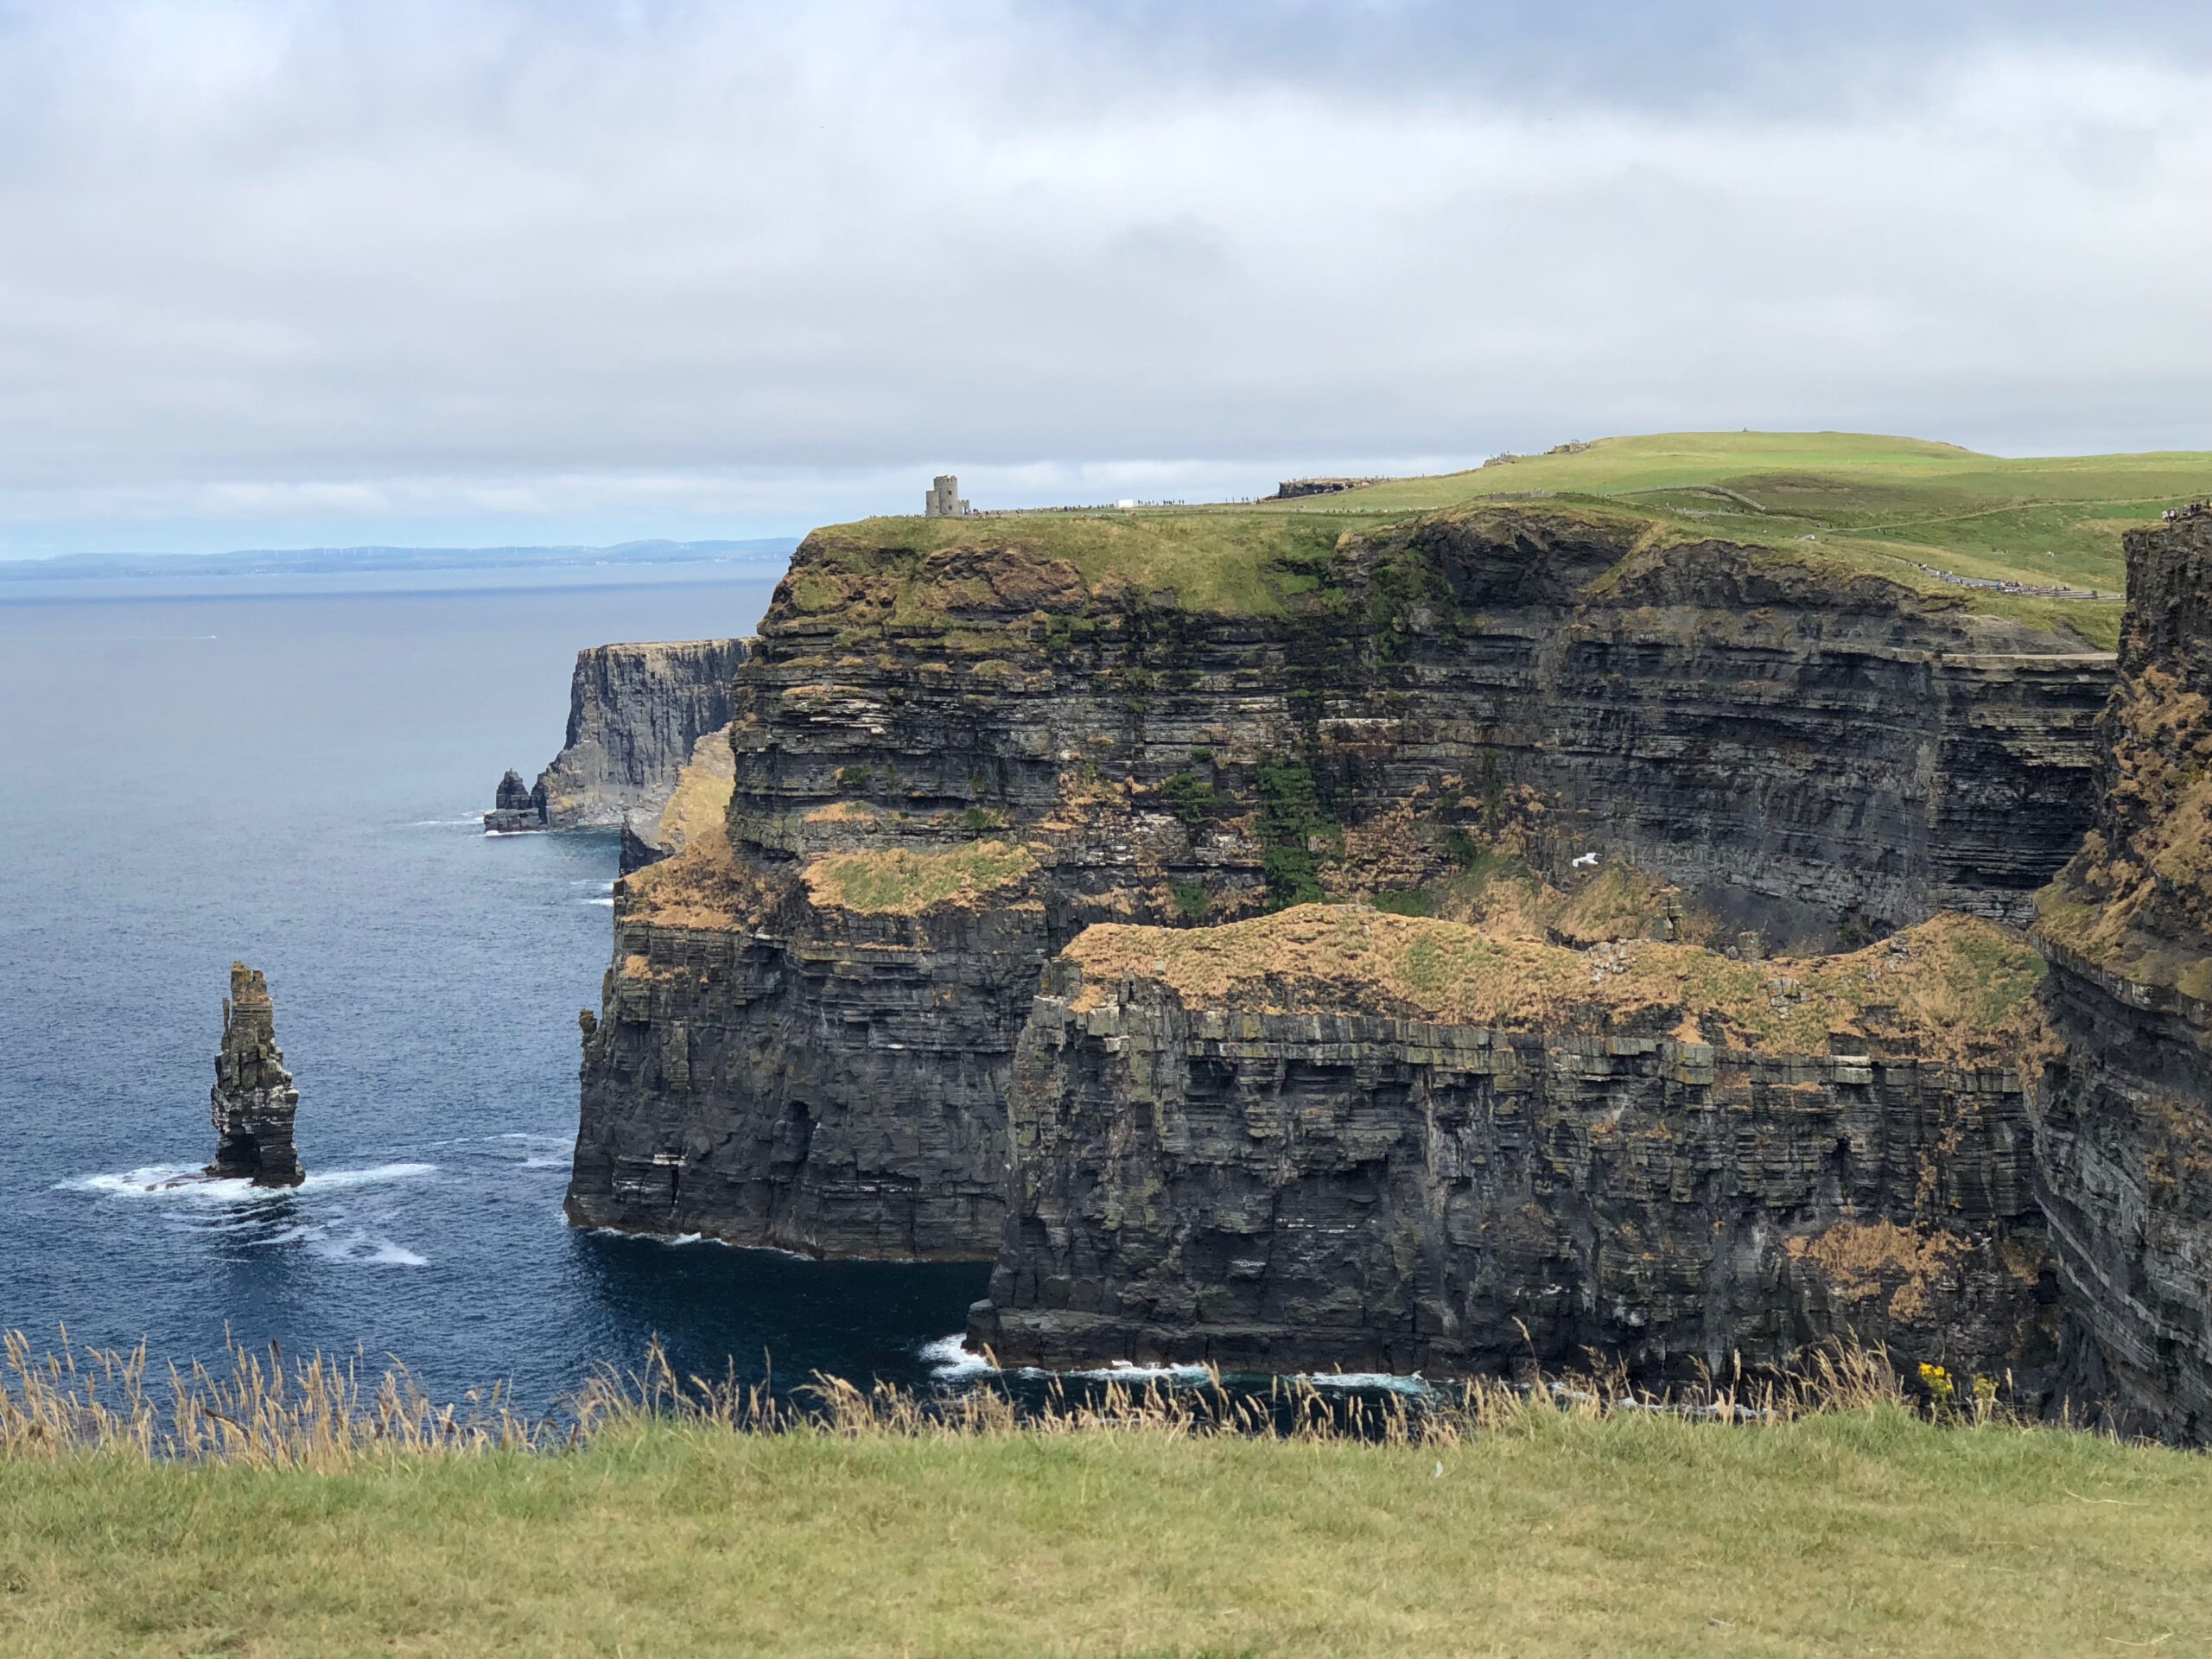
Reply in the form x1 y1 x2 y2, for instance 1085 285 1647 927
0 0 2207 550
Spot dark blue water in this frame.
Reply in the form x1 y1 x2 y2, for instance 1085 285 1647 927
0 568 988 1409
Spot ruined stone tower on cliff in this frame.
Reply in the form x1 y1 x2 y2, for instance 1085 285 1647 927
208 962 304 1186
923 474 969 518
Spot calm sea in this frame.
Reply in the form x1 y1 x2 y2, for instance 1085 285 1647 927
0 564 987 1409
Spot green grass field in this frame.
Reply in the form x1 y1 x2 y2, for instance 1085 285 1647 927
1253 429 2212 601
827 432 2212 648
4 1408 2208 1657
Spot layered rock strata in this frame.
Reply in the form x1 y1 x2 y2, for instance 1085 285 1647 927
208 962 304 1187
569 505 2112 1261
533 639 750 830
2031 509 2212 1442
969 907 2056 1384
566 835 1039 1256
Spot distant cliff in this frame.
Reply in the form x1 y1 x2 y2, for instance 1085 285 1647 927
2032 508 2212 1443
534 639 750 830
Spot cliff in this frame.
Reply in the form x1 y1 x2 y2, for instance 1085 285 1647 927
533 639 750 831
967 906 2056 1382
2031 507 2212 1442
565 504 2111 1262
208 962 303 1187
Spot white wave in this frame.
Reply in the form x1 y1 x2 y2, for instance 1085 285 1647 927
59 1165 272 1203
1297 1370 1433 1395
1054 1358 1215 1383
302 1162 437 1191
583 1225 815 1260
308 1230 429 1267
921 1335 997 1379
407 816 486 827
585 897 615 906
59 1160 435 1202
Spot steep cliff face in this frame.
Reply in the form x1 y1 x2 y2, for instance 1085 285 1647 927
969 907 2057 1383
565 833 1041 1256
2032 509 2212 1442
534 639 750 830
569 505 2111 1261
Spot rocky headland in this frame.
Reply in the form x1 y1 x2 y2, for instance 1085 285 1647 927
551 488 2212 1435
564 503 2108 1255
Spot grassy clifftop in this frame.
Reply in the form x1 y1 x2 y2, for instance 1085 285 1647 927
6 1408 2209 1656
1269 429 2209 596
789 429 2183 645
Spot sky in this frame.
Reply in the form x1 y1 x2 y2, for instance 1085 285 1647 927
2 0 2209 555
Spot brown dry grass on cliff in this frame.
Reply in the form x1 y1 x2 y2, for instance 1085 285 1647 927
616 821 774 931
802 839 1038 914
1063 904 2044 1062
2037 661 2212 995
0 1326 2044 1467
649 727 737 856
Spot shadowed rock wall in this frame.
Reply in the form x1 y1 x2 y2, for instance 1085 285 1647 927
968 931 2056 1384
2032 510 2212 1444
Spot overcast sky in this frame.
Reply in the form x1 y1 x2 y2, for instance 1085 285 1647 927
3 0 2209 554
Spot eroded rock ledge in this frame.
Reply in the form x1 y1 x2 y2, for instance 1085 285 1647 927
968 906 2056 1386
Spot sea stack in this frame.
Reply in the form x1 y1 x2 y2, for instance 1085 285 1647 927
483 768 548 832
208 962 304 1186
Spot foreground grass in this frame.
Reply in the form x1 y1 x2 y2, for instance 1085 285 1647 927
3 1408 2207 1658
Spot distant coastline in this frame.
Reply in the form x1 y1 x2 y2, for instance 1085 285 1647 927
0 537 798 583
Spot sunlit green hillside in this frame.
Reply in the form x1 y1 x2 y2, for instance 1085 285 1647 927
1255 430 2212 604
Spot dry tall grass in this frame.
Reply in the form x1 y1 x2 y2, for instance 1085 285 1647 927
2 1325 1993 1470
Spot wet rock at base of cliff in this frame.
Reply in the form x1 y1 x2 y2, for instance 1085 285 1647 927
208 961 304 1187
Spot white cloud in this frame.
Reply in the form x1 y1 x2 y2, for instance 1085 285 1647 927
0 1 2207 552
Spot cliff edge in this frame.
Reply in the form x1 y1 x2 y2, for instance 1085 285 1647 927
2032 506 2212 1442
969 905 2057 1384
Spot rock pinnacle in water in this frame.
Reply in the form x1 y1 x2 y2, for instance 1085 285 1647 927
208 961 304 1186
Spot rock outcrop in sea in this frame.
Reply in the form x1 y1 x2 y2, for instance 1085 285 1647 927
208 962 303 1187
483 768 547 832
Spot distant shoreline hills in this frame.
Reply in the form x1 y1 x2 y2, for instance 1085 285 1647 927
0 537 798 583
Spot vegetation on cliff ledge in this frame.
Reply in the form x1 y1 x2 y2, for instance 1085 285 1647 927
803 839 1038 914
1064 904 2045 1062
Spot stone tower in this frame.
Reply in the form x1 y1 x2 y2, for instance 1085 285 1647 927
208 962 304 1186
924 474 970 518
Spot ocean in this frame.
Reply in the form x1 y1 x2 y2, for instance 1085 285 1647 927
0 563 988 1410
